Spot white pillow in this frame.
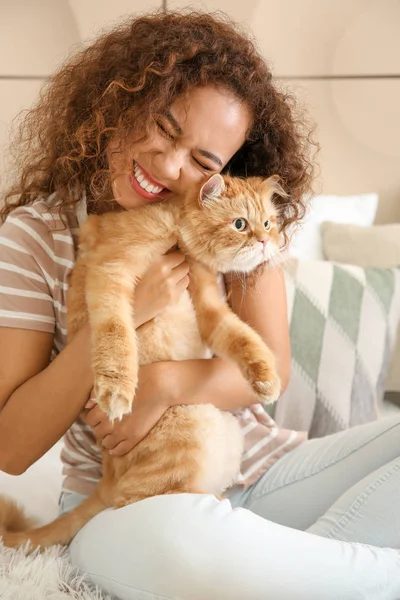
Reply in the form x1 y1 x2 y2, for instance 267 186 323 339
0 441 63 525
290 193 378 260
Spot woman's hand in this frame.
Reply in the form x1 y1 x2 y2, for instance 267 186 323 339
133 249 189 328
82 363 172 455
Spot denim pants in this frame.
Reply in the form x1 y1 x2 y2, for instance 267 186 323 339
60 415 400 599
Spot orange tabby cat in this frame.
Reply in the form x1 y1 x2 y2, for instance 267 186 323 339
1 173 284 550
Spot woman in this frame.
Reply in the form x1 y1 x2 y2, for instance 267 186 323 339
0 11 399 600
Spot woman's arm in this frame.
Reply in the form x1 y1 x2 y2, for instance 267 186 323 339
0 326 93 475
226 264 291 392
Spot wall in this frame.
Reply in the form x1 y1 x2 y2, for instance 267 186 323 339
67 0 162 40
0 0 80 191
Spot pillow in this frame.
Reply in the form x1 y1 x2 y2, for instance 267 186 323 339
321 222 400 268
289 193 378 260
321 221 400 393
0 441 63 525
273 258 400 438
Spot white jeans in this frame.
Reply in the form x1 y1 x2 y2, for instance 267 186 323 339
61 416 400 599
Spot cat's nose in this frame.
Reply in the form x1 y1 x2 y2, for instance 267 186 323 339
257 237 268 247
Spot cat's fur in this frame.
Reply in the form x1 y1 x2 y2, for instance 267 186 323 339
1 174 284 550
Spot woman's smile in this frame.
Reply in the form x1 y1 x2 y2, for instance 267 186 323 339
129 161 170 202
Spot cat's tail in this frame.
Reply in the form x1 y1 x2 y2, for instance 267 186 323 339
0 491 107 551
0 496 36 534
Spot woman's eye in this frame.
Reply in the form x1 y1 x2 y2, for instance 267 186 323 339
194 158 212 171
233 218 247 232
264 220 270 230
156 121 174 141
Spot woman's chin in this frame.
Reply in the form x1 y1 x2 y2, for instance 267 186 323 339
114 187 148 210
111 176 156 209
118 196 143 210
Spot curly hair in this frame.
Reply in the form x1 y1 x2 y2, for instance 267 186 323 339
1 10 317 243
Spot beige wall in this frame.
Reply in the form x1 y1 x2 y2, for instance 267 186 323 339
0 0 80 191
67 0 162 41
1 0 399 223
0 0 80 77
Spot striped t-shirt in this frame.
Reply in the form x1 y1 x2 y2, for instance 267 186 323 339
0 195 307 495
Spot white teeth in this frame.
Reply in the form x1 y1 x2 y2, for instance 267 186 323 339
132 161 163 195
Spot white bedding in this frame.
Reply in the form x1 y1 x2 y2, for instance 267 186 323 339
0 441 63 525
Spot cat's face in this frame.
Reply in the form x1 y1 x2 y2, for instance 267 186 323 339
180 174 283 273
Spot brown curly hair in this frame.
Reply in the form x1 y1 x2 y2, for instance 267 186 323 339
1 10 317 242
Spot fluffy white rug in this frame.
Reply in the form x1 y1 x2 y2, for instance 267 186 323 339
0 540 115 600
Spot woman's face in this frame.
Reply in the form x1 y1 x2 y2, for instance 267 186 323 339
108 86 251 209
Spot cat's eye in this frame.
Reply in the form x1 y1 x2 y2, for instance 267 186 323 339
264 220 271 230
233 218 247 232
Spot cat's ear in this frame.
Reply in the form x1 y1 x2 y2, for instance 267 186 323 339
199 174 225 207
261 174 288 199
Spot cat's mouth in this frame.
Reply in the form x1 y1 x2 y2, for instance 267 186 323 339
129 161 170 201
228 244 278 273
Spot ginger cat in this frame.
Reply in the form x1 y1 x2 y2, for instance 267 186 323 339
1 173 284 550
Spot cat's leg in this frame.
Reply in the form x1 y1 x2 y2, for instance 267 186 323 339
189 261 281 404
84 259 140 420
76 210 178 420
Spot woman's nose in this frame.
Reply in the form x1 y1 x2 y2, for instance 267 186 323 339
153 149 183 183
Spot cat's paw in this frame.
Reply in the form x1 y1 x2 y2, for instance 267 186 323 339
247 363 281 405
252 374 281 404
95 376 135 421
